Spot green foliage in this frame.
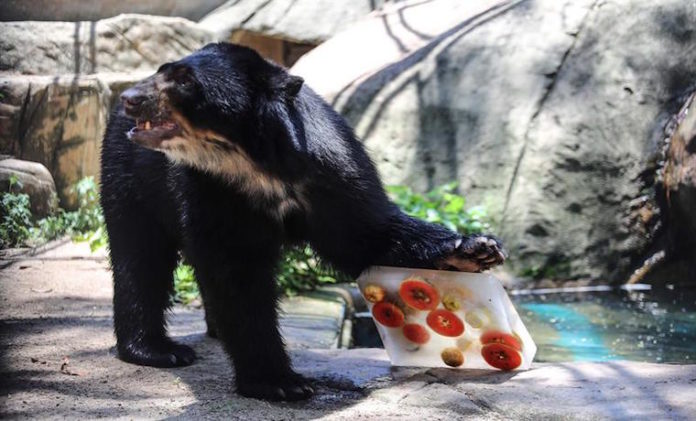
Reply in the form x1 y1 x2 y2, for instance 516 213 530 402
276 245 349 296
0 175 33 248
85 225 109 252
386 182 489 235
33 176 105 247
0 175 105 249
173 263 199 304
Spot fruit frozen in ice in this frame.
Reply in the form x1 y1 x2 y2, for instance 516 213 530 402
427 309 465 337
399 278 439 311
363 284 386 303
372 302 405 328
441 347 465 367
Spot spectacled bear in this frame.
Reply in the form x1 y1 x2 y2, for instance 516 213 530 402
100 43 506 401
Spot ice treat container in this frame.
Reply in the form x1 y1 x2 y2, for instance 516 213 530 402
357 266 536 370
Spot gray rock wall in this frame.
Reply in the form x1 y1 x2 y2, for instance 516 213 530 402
293 0 696 282
0 0 226 22
502 0 694 280
200 0 392 44
0 15 213 75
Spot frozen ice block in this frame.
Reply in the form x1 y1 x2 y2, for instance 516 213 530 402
356 266 536 370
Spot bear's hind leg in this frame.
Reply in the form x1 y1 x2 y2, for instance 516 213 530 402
108 215 195 368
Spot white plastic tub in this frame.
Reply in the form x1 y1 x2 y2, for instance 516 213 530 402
356 266 536 370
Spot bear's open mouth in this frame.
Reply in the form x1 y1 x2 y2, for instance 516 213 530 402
127 118 183 148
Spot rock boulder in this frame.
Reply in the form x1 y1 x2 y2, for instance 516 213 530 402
0 14 213 75
292 0 696 282
0 158 57 219
200 0 389 44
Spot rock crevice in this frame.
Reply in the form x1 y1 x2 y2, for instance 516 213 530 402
502 0 599 222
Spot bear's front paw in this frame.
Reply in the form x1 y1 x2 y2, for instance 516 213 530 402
437 234 507 272
236 372 314 401
118 338 196 368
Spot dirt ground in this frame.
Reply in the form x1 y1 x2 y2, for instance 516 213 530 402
2 240 695 420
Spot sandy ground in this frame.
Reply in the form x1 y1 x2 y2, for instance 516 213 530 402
2 240 695 420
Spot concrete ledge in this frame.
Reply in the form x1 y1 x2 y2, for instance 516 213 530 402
280 292 347 349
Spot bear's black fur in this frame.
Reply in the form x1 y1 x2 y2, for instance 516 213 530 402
100 43 505 401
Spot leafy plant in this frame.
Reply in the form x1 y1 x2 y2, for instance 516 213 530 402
0 175 106 249
387 182 489 235
33 176 105 247
0 175 33 248
173 263 199 304
276 245 349 296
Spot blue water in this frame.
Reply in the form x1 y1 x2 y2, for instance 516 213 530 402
518 303 618 362
511 287 696 363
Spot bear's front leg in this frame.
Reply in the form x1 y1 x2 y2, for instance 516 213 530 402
190 250 313 401
374 212 507 272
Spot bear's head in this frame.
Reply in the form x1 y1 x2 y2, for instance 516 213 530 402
119 43 304 183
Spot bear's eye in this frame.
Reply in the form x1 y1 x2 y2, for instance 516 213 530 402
170 66 194 87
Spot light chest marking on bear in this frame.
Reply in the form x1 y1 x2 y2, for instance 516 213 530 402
156 116 304 219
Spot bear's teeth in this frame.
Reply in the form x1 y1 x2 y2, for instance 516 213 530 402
145 121 151 130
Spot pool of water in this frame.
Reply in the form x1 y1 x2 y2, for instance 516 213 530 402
351 285 696 364
510 285 696 364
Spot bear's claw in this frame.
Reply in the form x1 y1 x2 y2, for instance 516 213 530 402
118 338 196 368
437 234 507 272
236 373 314 401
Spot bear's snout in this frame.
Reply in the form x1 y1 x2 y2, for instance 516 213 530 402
120 87 147 108
121 86 157 118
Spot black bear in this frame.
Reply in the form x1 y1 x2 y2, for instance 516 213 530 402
100 43 505 401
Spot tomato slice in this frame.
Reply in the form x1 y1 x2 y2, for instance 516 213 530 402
399 279 439 311
426 309 465 337
441 347 464 367
481 343 522 370
480 330 522 351
362 284 386 303
372 302 405 328
402 323 430 344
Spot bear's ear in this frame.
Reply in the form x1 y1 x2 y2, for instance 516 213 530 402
276 74 304 99
285 75 304 97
